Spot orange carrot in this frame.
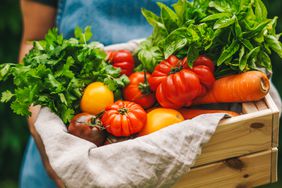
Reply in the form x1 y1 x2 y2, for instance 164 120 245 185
179 108 239 119
193 71 270 105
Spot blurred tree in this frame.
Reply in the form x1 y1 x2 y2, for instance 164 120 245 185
0 0 281 188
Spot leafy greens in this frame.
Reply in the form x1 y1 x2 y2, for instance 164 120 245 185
0 27 129 123
137 0 282 76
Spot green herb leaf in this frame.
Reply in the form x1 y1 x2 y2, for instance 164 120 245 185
1 90 14 103
157 2 179 32
201 13 231 22
214 15 236 29
217 40 240 66
265 35 282 58
254 0 267 20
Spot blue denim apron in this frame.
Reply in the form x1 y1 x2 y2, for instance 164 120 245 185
20 0 175 187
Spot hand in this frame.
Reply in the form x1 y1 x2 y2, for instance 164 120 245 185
28 105 65 188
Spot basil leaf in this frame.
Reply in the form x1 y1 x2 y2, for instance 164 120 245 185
209 1 230 12
239 47 246 71
141 8 165 29
172 0 187 23
243 20 270 39
265 35 282 58
235 19 242 39
157 2 179 32
214 15 236 29
254 0 267 20
258 51 272 70
201 13 231 22
163 27 200 58
241 39 254 50
217 40 240 66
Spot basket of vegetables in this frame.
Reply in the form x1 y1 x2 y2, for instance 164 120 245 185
0 0 281 187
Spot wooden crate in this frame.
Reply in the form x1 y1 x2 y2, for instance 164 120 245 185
174 94 280 188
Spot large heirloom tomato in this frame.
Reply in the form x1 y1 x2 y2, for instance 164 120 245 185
149 55 215 108
101 101 147 137
156 69 202 108
68 113 106 146
123 72 156 109
193 55 215 73
149 55 185 91
106 50 135 76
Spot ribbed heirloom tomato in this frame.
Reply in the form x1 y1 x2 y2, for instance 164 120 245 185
149 55 202 108
123 72 156 109
138 108 184 136
101 101 147 137
80 82 114 115
149 55 215 108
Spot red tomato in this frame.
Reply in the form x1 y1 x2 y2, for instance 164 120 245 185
149 55 215 108
193 55 215 73
101 101 147 137
192 65 215 89
148 55 186 91
156 69 202 108
106 50 135 76
68 113 106 146
123 72 156 109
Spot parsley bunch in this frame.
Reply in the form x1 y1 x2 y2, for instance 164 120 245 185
0 27 129 123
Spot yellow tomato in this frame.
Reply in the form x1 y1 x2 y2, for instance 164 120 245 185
80 82 114 115
138 108 184 136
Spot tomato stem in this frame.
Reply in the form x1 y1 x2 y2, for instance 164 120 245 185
138 71 152 95
169 60 184 74
118 108 129 115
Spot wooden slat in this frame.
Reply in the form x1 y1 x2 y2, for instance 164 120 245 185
265 94 280 147
175 149 274 188
271 148 278 183
255 99 268 111
242 102 258 114
194 109 273 166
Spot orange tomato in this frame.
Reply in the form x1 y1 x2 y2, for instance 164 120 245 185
80 82 114 115
138 108 184 136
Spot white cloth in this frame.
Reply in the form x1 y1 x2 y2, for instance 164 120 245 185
35 107 225 188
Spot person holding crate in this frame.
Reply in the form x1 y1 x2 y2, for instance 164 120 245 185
19 0 281 187
19 0 178 187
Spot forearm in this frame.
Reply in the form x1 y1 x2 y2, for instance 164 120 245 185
19 0 57 62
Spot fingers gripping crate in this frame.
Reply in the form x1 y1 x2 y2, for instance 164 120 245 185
174 94 279 188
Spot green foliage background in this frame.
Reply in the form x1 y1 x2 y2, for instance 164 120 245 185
0 0 281 187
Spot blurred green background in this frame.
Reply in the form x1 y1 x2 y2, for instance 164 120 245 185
0 0 281 187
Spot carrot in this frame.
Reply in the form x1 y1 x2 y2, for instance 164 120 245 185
179 108 239 119
193 71 270 105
